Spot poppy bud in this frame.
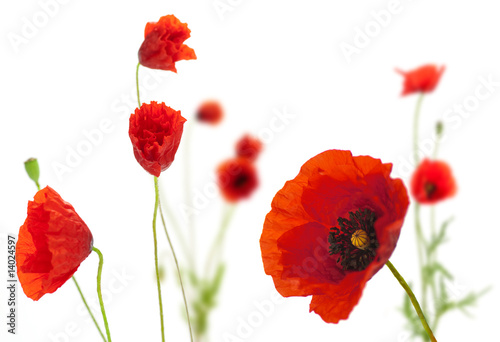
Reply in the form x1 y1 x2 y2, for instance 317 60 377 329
24 158 40 188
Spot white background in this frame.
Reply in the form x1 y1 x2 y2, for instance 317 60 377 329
1 0 500 341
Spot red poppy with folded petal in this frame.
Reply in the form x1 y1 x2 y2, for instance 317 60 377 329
16 186 93 301
235 134 263 162
196 100 224 125
129 101 186 177
411 159 457 204
217 157 258 203
138 14 197 72
396 64 445 96
260 150 409 323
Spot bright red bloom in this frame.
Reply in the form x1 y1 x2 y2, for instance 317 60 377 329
411 159 457 204
129 101 186 177
217 157 258 203
260 150 409 323
16 187 93 301
138 15 196 72
235 134 263 162
396 64 445 96
196 100 224 125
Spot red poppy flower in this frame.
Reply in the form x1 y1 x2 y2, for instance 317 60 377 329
129 101 186 177
411 159 457 204
196 100 224 125
138 14 197 72
396 64 445 96
235 134 263 162
217 157 258 203
260 150 409 323
16 186 93 301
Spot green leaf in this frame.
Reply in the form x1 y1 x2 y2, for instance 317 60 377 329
427 217 453 255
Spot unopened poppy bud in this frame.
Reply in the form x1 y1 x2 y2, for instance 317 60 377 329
436 121 443 137
24 158 40 189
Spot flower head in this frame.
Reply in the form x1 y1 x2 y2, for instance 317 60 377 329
217 157 258 203
411 159 457 204
260 150 409 323
396 64 445 96
129 101 186 177
138 14 196 72
196 100 224 125
16 186 93 301
235 134 263 162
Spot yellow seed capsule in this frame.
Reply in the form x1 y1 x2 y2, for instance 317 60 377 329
351 229 370 250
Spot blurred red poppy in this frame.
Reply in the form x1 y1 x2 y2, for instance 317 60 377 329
16 186 93 301
217 157 258 202
396 64 445 96
138 14 196 72
129 101 186 177
235 134 263 162
411 159 457 204
196 100 224 125
260 150 409 323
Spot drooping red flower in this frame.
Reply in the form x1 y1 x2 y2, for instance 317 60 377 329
129 101 186 177
16 186 93 301
235 134 263 162
396 64 445 96
411 159 457 204
260 150 409 323
138 14 197 72
196 100 224 125
217 157 258 203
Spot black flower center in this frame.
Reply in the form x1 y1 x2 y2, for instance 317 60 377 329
328 208 379 271
424 182 436 198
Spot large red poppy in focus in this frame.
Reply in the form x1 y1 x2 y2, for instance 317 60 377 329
411 159 457 204
138 15 197 72
129 101 186 177
16 187 93 301
260 150 409 323
396 64 445 96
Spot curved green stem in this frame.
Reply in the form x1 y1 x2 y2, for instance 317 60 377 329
159 193 194 269
153 177 166 342
72 277 106 342
136 62 141 107
413 93 425 165
386 260 437 342
204 205 236 279
157 182 194 342
92 247 112 342
183 123 196 271
415 203 428 313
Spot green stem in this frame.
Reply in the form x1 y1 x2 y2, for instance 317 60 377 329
72 277 107 342
157 181 194 342
415 203 428 313
386 260 437 342
183 123 195 271
153 176 166 342
159 193 194 269
413 93 425 165
35 182 41 191
92 247 112 342
136 62 141 107
204 205 236 279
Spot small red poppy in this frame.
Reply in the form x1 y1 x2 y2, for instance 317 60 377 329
411 159 457 204
260 150 409 323
16 186 93 301
196 100 224 125
235 134 263 162
396 64 445 96
129 101 186 177
217 157 258 203
138 14 197 72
